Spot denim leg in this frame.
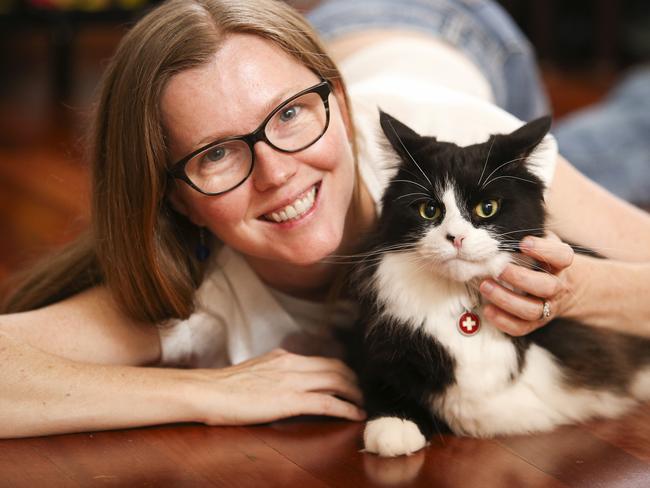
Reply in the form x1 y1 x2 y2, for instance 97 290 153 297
307 0 550 120
553 66 650 204
454 0 550 120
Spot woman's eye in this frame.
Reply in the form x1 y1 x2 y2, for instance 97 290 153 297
418 201 441 220
279 105 300 122
204 146 226 163
475 199 499 218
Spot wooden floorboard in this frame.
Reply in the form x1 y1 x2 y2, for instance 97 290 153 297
2 411 649 487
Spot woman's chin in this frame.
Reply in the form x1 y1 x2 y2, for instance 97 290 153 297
286 241 340 267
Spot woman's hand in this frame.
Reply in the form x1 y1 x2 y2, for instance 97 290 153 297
188 348 366 425
479 234 575 336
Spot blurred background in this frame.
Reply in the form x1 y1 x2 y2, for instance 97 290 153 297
1 0 649 294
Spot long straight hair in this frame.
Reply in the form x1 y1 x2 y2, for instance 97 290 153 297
2 0 360 323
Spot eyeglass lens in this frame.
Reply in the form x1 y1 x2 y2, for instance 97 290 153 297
184 89 327 195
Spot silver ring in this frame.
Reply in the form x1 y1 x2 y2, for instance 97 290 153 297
541 300 551 320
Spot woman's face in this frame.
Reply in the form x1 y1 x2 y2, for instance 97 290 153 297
162 34 356 267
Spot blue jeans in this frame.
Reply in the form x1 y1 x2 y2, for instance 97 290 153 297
307 0 550 121
308 0 650 204
553 66 650 204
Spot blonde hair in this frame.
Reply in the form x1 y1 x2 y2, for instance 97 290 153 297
2 0 359 322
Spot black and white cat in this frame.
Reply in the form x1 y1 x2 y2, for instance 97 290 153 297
354 111 650 457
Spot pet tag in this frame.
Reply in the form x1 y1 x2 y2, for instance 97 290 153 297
458 311 480 336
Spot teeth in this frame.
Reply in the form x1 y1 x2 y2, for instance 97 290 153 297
265 186 317 223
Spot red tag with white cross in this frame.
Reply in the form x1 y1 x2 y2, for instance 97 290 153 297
458 311 481 336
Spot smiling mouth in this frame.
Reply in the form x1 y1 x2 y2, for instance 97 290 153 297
263 184 319 223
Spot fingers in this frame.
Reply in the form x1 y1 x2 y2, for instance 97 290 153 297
495 264 562 299
227 349 367 423
478 234 574 336
276 353 366 420
482 304 542 337
520 235 574 271
298 392 367 421
267 349 359 384
275 351 364 405
480 279 548 323
295 356 359 384
296 370 364 406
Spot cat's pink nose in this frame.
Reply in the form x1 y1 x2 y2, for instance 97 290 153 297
446 234 465 249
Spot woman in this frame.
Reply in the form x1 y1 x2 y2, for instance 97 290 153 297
0 0 648 439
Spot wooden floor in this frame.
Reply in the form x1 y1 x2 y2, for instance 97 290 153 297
1 405 649 487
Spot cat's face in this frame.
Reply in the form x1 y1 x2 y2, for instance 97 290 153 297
375 111 550 282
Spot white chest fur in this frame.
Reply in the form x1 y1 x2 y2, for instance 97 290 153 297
373 252 519 394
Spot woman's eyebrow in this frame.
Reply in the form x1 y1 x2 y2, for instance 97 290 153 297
263 85 304 114
191 83 312 148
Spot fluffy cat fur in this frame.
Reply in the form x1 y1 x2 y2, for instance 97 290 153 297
353 111 650 457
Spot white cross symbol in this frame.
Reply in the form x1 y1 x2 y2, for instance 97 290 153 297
462 316 477 332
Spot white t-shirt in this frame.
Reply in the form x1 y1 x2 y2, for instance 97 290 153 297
158 39 558 368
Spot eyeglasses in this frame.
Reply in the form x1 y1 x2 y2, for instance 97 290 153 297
169 79 331 196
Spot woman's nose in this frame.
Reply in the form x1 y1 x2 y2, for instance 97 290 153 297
252 142 298 192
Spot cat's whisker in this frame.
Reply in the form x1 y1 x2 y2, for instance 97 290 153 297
493 218 580 237
322 245 420 265
479 156 527 189
409 255 438 277
386 119 434 190
329 242 419 259
323 254 409 266
505 261 567 292
347 245 421 263
400 167 435 192
392 179 432 193
499 238 626 257
495 227 546 237
495 236 624 260
508 255 553 274
497 246 522 252
394 192 431 202
477 136 496 187
482 175 537 189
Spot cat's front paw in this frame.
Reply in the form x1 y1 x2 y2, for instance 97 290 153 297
363 417 427 457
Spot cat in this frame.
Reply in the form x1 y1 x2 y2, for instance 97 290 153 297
352 111 650 457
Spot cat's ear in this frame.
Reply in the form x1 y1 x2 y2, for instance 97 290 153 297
501 115 552 158
379 110 422 153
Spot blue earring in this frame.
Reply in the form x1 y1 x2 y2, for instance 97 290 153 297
195 228 211 262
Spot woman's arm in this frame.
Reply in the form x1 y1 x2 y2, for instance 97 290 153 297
563 255 650 336
0 330 193 437
0 288 365 438
546 156 650 261
1 286 161 366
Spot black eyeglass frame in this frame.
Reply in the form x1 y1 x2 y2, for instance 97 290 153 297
168 79 332 196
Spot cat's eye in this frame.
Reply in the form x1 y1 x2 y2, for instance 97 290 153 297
419 201 441 220
474 199 499 219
